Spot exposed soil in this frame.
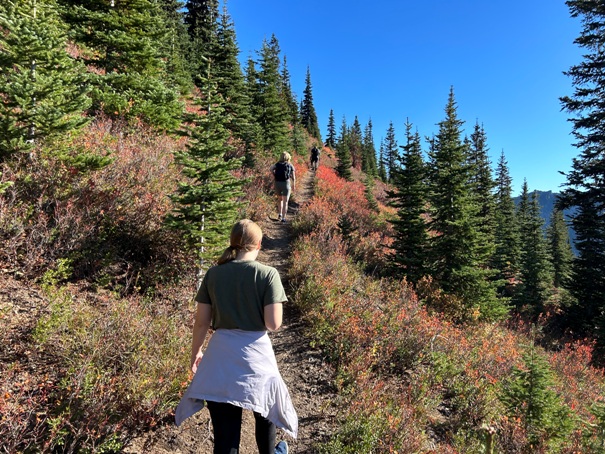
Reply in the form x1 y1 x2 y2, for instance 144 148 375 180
124 169 340 453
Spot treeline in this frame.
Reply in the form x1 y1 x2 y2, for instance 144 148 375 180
327 0 605 364
336 89 575 326
0 0 323 277
1 0 604 358
1 0 604 357
289 164 604 453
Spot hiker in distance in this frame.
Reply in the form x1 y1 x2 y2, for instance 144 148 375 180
175 219 297 454
309 145 320 171
270 152 296 223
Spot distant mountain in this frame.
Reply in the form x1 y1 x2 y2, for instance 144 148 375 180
513 190 577 253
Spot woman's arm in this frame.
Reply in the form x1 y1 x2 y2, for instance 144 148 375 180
190 303 212 373
264 302 283 332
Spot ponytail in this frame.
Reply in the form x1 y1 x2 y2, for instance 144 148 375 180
217 220 263 265
217 245 237 265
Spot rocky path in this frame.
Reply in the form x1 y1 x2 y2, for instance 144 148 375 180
127 169 338 453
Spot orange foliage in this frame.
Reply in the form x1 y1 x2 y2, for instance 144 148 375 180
289 163 605 452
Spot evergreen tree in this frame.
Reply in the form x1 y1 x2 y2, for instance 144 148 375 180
515 181 553 317
291 122 307 156
159 0 194 94
326 109 337 149
468 122 497 259
184 0 218 46
166 79 244 278
384 122 397 182
387 120 428 284
251 36 290 155
378 139 387 182
363 174 379 212
547 209 574 290
493 150 521 296
427 88 504 321
300 66 321 140
242 56 262 165
557 0 605 354
336 116 352 181
348 116 363 169
214 6 254 149
280 56 299 126
59 0 182 129
0 0 90 160
184 0 219 87
362 119 378 176
501 340 573 452
582 402 605 452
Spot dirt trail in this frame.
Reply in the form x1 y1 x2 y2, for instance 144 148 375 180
128 169 339 453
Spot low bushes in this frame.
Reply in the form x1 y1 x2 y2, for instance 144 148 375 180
289 166 605 453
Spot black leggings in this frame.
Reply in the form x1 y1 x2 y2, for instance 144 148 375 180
206 400 276 454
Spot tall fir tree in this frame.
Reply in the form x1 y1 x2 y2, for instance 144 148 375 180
300 66 321 140
184 0 218 46
280 56 299 126
59 0 182 129
326 109 337 149
427 88 504 321
251 36 290 155
515 181 553 318
291 122 307 156
362 119 378 176
557 1 605 356
243 55 263 161
384 122 398 182
468 122 497 261
387 120 428 284
363 173 379 212
166 76 244 279
378 138 387 182
0 0 90 160
336 116 352 181
184 0 219 86
547 208 574 290
348 116 363 169
158 0 194 94
492 150 520 296
213 6 254 151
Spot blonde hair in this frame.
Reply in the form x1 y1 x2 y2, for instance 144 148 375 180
279 152 291 163
217 219 263 265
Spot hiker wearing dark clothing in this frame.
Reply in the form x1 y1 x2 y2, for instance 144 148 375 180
270 152 296 223
310 146 320 171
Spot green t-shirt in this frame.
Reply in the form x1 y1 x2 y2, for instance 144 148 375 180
195 259 287 331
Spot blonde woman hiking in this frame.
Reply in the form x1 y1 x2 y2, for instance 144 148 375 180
270 152 296 223
176 219 297 453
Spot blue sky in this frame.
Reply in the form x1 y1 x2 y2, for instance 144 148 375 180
226 0 582 195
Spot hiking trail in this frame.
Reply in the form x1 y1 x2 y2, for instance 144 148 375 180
127 168 339 453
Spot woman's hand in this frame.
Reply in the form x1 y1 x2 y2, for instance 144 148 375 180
191 351 203 374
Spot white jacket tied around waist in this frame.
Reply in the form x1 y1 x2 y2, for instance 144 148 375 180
175 329 298 438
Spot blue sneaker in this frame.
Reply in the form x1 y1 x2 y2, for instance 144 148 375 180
275 441 288 454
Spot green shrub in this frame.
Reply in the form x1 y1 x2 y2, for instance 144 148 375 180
32 283 191 451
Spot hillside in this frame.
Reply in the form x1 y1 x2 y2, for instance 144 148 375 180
2 0 605 452
124 168 339 453
0 164 341 454
2 141 605 453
